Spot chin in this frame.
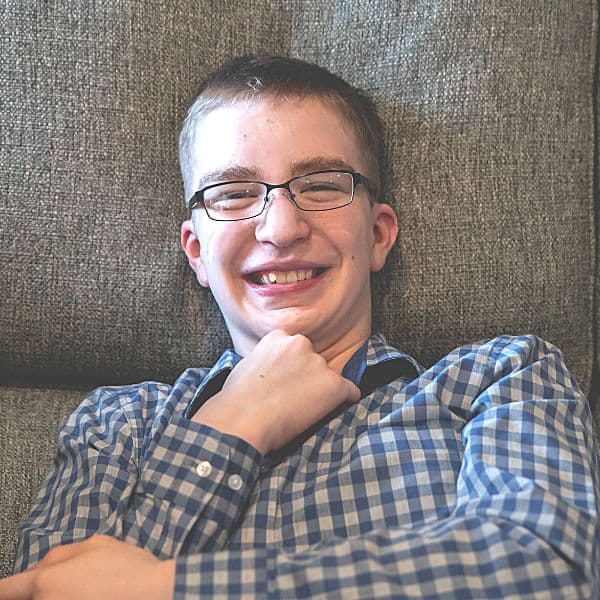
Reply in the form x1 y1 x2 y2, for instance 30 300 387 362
263 323 313 338
257 316 320 340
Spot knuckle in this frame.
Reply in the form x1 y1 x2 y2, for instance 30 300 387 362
40 545 68 564
315 354 329 369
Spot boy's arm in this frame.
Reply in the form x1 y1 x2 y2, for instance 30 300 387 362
12 381 265 572
174 337 599 597
4 335 599 598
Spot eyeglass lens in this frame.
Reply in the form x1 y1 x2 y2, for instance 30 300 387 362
203 171 354 220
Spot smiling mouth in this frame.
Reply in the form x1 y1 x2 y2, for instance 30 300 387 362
248 268 327 285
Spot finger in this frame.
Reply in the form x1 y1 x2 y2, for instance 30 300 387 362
0 569 35 600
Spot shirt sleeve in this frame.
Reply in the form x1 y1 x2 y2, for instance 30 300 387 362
172 335 600 599
13 382 263 571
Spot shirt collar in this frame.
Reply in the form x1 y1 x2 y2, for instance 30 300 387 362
185 332 422 419
184 349 242 419
365 332 423 374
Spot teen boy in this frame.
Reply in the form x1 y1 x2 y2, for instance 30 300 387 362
1 55 598 599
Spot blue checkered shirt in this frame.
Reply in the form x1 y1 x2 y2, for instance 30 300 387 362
15 333 600 598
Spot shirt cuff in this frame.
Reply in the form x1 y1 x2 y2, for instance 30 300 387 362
135 413 263 552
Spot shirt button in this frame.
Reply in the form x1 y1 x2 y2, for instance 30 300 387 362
195 461 212 477
228 474 243 490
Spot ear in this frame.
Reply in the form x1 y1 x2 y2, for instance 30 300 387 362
181 219 209 287
369 203 399 272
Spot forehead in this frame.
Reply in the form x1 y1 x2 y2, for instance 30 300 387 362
189 97 368 184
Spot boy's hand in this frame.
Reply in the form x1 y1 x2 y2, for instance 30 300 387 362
0 535 174 600
192 330 360 454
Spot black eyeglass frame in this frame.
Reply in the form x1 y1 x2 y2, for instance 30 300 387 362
187 169 373 221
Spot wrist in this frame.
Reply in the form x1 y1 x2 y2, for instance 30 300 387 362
191 390 270 454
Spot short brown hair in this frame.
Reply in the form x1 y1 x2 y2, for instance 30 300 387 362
179 55 384 202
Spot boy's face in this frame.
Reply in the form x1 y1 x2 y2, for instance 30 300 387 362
181 97 397 360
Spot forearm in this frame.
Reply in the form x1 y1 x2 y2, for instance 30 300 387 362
121 416 263 556
7 504 595 600
173 513 596 599
15 386 264 571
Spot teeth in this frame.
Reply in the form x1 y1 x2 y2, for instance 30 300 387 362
259 269 316 285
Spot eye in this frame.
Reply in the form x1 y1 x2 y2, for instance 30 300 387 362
294 172 352 197
302 182 344 193
220 190 260 201
204 183 264 209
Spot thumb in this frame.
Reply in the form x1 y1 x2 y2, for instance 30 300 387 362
344 379 361 403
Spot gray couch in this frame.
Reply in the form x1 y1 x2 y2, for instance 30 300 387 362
1 0 598 579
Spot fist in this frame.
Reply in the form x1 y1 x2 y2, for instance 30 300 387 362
192 330 360 454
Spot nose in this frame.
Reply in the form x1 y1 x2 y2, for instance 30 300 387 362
254 188 310 247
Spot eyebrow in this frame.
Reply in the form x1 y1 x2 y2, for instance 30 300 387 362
195 156 358 189
289 156 357 177
196 165 260 189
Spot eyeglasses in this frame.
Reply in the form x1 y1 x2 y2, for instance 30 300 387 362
188 169 371 221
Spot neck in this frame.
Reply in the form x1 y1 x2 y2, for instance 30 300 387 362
317 332 370 374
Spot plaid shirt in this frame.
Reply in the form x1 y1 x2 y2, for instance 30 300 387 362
15 333 600 598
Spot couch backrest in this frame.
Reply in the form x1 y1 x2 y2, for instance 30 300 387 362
1 1 597 395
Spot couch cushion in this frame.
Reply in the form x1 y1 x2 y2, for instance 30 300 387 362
1 1 596 397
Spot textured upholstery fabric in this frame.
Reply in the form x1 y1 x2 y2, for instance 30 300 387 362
1 0 598 579
1 0 596 388
595 62 600 432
